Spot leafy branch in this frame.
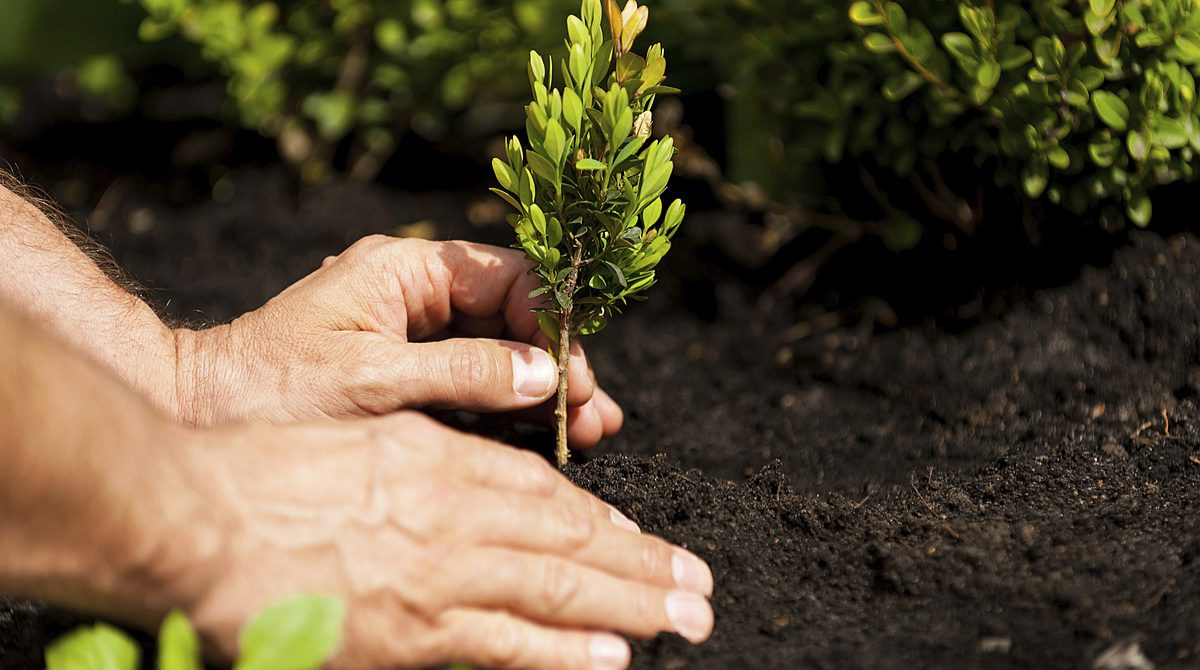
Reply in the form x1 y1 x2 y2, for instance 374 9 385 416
492 0 685 467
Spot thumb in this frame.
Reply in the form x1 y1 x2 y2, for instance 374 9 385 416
385 338 560 412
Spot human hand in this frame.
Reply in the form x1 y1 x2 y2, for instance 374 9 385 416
175 236 622 448
163 412 713 669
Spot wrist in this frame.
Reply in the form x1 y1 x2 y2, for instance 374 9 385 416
172 324 248 426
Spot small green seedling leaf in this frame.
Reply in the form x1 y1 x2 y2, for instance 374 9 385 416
1091 90 1129 132
46 624 139 670
234 595 345 670
158 611 203 670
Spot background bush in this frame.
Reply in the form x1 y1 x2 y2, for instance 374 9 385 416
5 0 1200 239
133 0 578 181
654 0 1200 239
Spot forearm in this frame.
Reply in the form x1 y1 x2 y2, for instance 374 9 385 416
0 302 222 628
0 178 182 417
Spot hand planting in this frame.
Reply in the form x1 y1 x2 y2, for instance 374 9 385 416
492 0 685 466
174 237 621 448
159 412 712 668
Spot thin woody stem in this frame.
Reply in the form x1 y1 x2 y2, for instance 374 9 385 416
555 244 584 467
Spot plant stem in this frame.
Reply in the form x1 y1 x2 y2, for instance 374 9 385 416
555 245 584 468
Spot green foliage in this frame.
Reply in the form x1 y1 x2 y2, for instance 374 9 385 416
656 0 1200 230
45 595 345 670
493 0 683 340
493 0 683 465
133 0 576 181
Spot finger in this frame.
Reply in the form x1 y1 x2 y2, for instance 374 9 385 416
505 397 612 450
443 548 713 643
400 240 544 341
436 487 712 596
529 334 596 406
361 338 559 412
437 610 631 670
594 387 624 437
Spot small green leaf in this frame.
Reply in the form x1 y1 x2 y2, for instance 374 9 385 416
1091 90 1129 131
538 312 560 344
603 260 629 289
46 624 139 670
1126 128 1151 161
1022 159 1048 198
849 1 884 26
882 71 924 101
863 33 896 54
158 612 202 670
977 60 1001 88
492 158 517 192
1126 194 1152 226
234 595 345 670
576 158 608 170
1155 116 1189 149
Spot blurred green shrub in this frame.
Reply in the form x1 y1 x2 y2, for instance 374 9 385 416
655 0 1200 238
0 0 150 126
133 0 575 181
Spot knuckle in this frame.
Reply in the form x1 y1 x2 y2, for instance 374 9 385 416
518 451 559 496
558 510 595 553
477 619 524 669
537 560 582 616
628 585 662 634
640 540 672 583
447 341 496 402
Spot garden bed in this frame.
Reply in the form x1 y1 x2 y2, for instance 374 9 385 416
2 166 1199 669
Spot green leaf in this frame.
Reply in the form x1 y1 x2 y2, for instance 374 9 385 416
518 168 535 206
492 158 517 192
1047 145 1070 169
1155 116 1189 149
603 260 628 289
998 45 1032 69
562 88 584 134
527 151 559 186
489 188 522 212
977 60 1001 88
374 19 408 56
1089 0 1116 16
1022 159 1048 198
848 1 884 26
1126 193 1152 226
863 33 895 54
941 32 976 65
1126 128 1151 161
1091 90 1129 131
158 612 202 670
538 312 560 344
543 119 567 165
576 158 608 170
234 595 345 670
882 71 924 101
529 205 547 236
46 624 139 670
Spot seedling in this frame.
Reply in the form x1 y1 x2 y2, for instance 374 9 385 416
492 0 685 467
45 595 344 670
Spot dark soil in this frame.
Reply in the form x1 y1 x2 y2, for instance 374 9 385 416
2 166 1200 669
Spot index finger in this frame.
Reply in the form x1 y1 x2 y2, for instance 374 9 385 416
407 240 543 342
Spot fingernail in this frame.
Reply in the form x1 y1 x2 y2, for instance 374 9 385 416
588 633 630 670
511 349 557 398
609 506 640 533
664 590 713 644
672 550 714 596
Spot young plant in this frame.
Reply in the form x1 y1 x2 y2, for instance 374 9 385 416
45 594 344 670
491 0 685 467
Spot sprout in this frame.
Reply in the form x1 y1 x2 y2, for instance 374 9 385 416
491 0 685 467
